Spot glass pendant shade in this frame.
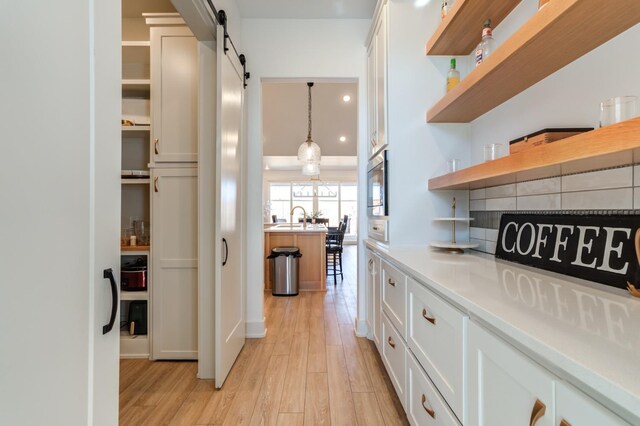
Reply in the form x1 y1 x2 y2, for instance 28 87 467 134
301 161 320 176
297 138 321 163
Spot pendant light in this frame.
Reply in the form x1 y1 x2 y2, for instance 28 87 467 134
298 82 321 175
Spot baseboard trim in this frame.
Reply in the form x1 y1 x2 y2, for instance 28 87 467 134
355 318 369 337
246 318 267 338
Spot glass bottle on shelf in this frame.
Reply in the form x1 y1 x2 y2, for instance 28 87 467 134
446 58 460 92
475 19 496 67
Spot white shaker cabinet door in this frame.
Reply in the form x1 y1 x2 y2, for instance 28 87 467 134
366 250 381 349
468 321 554 426
151 167 198 359
367 39 377 158
555 382 630 426
375 4 388 151
151 26 198 163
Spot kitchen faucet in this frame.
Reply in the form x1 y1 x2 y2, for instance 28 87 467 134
290 206 307 229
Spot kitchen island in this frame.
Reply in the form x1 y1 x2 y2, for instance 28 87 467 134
264 223 327 291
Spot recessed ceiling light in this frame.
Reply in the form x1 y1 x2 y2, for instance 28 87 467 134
342 95 351 103
339 136 347 142
264 164 270 170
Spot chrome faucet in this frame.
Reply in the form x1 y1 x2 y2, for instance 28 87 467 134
290 206 307 229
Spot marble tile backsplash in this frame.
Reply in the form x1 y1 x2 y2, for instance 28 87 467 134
469 165 640 254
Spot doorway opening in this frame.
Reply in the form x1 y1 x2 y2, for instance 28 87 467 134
261 80 359 295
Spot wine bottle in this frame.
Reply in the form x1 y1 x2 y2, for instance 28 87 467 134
446 58 460 92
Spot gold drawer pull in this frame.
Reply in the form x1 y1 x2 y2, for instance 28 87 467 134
529 399 546 426
421 394 435 419
559 420 572 426
422 308 436 325
387 336 395 348
154 177 159 193
154 138 159 155
388 278 396 287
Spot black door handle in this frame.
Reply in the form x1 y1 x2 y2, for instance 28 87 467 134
222 238 229 266
103 268 118 335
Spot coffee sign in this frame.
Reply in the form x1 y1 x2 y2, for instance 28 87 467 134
495 214 640 290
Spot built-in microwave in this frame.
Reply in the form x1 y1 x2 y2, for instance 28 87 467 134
367 150 388 217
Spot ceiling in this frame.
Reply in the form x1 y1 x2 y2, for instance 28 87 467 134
122 0 176 18
262 82 358 159
236 0 376 19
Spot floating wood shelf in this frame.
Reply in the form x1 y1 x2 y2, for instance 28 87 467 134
121 125 150 132
121 245 150 252
427 0 640 123
122 79 151 93
428 118 640 190
426 0 520 55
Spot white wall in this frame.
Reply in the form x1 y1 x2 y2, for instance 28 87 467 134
469 0 640 165
385 0 471 245
241 18 370 336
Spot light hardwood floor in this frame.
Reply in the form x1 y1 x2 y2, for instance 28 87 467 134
119 246 409 425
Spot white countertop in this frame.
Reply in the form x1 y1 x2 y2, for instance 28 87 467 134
365 240 640 423
265 223 328 233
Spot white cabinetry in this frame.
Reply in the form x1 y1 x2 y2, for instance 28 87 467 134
468 321 555 426
381 259 407 338
366 249 381 349
367 3 388 159
151 167 198 359
407 351 461 426
150 26 198 163
382 311 407 409
408 278 466 422
555 381 629 426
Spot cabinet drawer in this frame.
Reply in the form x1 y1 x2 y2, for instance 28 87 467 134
407 351 461 426
555 381 629 426
408 278 466 421
382 311 407 409
381 259 407 338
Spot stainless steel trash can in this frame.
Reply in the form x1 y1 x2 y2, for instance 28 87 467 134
267 247 302 296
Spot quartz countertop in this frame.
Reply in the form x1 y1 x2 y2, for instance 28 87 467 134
365 240 640 423
264 223 328 233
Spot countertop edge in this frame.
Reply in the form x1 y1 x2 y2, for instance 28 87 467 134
364 239 640 423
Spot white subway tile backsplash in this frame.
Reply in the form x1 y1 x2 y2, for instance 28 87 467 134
470 239 486 252
470 199 486 211
486 241 497 255
562 188 633 210
486 197 516 211
470 188 486 200
470 227 486 239
635 165 640 187
517 194 561 211
635 187 640 209
561 166 633 192
486 229 499 242
486 184 516 199
516 177 561 196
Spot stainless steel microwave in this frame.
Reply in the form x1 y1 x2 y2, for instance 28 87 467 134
367 150 388 217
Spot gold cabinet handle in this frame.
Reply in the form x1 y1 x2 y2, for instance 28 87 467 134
529 399 546 426
387 336 395 348
154 138 159 155
387 278 396 287
421 394 435 419
154 177 159 193
422 308 436 325
559 420 572 426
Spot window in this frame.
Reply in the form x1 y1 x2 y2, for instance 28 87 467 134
268 183 291 222
268 181 358 238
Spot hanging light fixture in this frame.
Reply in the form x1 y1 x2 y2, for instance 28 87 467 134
298 82 321 175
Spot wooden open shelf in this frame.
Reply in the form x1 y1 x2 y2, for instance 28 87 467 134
426 0 520 55
428 118 640 190
121 245 150 252
427 0 640 123
122 79 151 92
122 125 150 132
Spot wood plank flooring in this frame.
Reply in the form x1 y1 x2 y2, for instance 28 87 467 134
119 246 408 425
